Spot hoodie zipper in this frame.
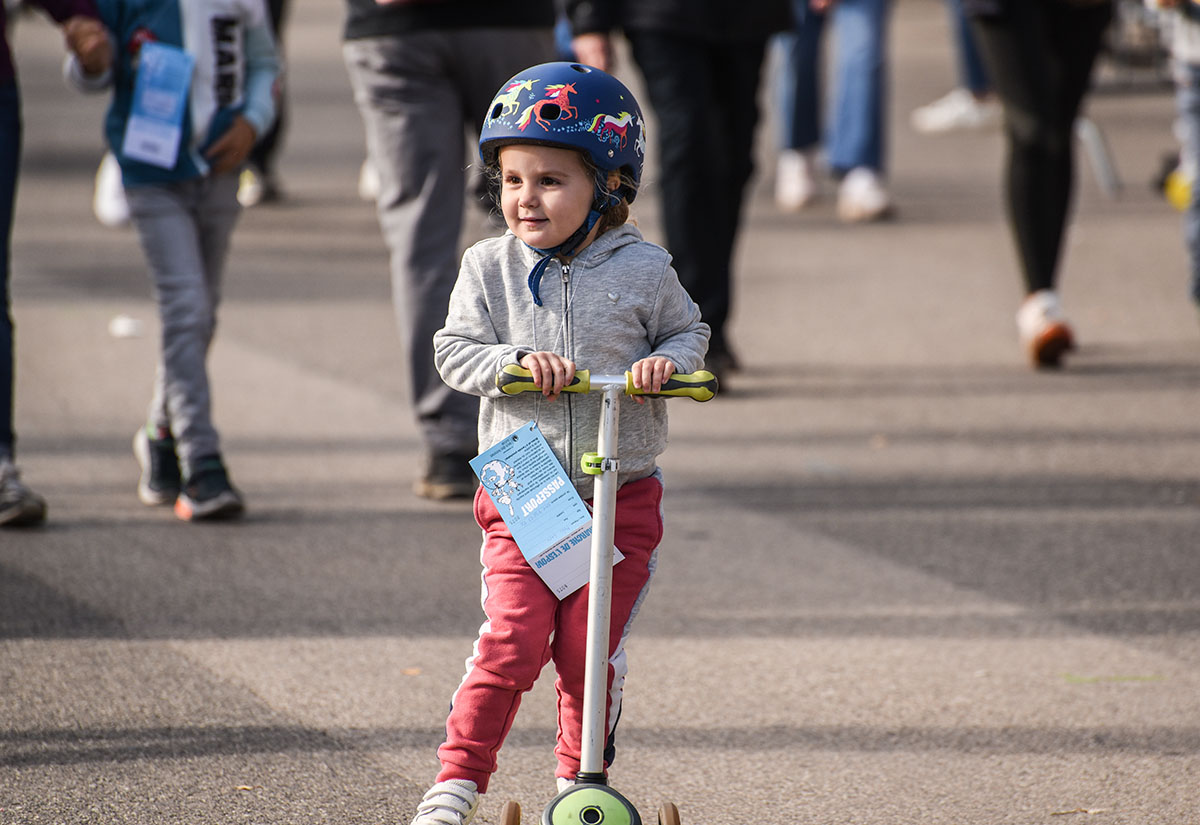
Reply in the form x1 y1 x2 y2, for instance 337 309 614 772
561 260 574 475
560 260 572 346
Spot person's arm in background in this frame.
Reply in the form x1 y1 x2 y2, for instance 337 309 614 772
19 0 112 87
53 0 112 90
60 11 109 73
563 0 617 71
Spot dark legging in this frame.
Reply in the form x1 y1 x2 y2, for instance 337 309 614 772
248 0 287 178
1 80 20 458
627 31 767 356
969 1 1112 295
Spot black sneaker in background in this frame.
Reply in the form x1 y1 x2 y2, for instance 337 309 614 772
414 452 477 501
0 459 47 527
134 426 182 506
175 454 245 522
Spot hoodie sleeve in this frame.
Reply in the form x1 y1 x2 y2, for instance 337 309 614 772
645 257 710 374
434 247 529 398
240 15 280 138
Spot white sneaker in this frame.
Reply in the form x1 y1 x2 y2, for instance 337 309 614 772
775 148 818 211
910 88 1000 135
556 777 574 794
93 152 130 228
1016 289 1075 368
837 167 892 223
411 779 480 825
358 158 381 202
238 166 265 207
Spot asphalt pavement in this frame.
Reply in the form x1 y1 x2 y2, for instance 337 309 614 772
3 2 1199 824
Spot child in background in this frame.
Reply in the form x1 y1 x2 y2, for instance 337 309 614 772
68 0 280 520
1156 0 1200 318
423 62 709 825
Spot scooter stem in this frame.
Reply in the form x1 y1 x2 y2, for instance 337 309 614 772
579 382 622 779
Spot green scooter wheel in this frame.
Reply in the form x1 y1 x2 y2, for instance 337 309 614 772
542 784 641 825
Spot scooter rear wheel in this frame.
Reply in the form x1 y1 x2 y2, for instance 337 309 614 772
501 800 522 825
657 802 680 825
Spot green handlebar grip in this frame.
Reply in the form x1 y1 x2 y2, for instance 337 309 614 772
496 364 590 395
630 370 718 402
496 365 717 401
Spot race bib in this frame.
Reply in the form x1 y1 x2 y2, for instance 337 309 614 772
121 42 194 169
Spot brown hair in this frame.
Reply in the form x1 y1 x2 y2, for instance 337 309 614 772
578 151 636 235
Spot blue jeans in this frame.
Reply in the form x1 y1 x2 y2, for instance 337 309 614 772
0 80 20 459
1178 62 1200 305
949 0 990 96
776 0 891 174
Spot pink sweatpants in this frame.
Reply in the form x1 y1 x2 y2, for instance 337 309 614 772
435 474 664 792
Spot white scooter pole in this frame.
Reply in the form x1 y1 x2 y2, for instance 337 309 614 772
578 380 623 782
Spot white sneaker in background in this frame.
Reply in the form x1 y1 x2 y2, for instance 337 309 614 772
93 152 130 228
837 167 892 223
774 148 818 211
556 777 574 794
910 88 1001 135
358 158 380 202
237 166 265 207
1016 289 1076 368
410 779 480 825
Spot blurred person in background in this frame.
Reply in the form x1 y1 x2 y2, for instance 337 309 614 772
564 0 790 378
965 0 1112 368
342 0 554 499
1153 0 1200 321
1 0 110 526
910 0 999 135
69 0 280 521
773 0 895 223
238 0 288 206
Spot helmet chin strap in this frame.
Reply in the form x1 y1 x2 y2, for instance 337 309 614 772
523 187 618 307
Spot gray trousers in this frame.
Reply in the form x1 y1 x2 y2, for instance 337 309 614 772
343 28 553 456
125 174 241 474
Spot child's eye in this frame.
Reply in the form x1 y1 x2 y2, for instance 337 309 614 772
541 177 560 186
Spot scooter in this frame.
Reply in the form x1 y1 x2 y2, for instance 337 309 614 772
493 365 718 825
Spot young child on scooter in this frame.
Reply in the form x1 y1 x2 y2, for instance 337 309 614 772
421 61 710 825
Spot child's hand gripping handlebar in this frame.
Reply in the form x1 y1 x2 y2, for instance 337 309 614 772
496 364 718 402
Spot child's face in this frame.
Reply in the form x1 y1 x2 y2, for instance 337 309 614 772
498 144 597 251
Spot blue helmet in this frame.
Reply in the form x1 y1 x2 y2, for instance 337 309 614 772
479 62 646 203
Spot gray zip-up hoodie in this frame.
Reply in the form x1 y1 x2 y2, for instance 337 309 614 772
434 223 710 498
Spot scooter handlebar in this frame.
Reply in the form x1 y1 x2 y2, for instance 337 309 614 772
496 365 718 402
